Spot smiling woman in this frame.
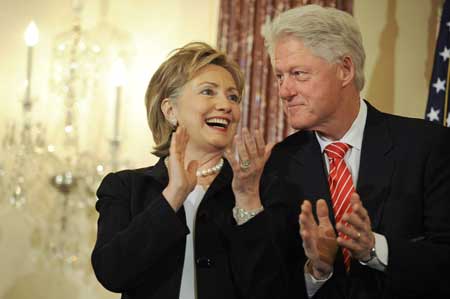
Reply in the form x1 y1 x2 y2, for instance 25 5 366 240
161 64 241 158
145 42 244 160
90 42 301 299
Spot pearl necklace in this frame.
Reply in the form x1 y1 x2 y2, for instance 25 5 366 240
196 158 224 177
164 157 224 177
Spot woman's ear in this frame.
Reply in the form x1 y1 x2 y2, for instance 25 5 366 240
339 55 355 88
161 98 177 126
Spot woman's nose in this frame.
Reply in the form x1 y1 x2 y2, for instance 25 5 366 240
216 94 232 112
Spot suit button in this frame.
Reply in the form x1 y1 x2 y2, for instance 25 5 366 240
196 257 213 268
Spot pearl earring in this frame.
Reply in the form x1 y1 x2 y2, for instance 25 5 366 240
170 119 178 127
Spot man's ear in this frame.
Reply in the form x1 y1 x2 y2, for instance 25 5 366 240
161 98 177 124
339 55 355 87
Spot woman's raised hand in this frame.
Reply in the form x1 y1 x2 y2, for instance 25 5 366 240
162 127 199 211
225 128 275 210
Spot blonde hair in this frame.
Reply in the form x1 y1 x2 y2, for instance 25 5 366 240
145 42 244 157
263 4 366 91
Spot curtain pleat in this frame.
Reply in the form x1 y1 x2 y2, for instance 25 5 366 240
217 0 353 143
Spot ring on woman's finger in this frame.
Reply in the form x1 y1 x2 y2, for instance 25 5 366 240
240 159 251 170
356 232 361 240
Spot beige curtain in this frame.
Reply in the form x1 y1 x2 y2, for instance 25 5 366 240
217 0 354 143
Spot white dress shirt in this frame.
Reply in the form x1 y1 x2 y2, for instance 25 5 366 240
304 99 388 298
179 185 206 299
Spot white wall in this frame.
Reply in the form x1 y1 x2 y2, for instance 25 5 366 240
355 0 436 117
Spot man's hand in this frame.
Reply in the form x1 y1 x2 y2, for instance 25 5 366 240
336 193 375 261
299 199 338 279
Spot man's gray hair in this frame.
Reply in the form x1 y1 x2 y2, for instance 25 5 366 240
262 4 366 91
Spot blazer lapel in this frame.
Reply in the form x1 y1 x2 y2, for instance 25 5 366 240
203 159 233 200
285 132 348 274
357 103 394 231
285 132 335 225
197 160 234 226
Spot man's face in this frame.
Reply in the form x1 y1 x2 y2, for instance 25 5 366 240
274 36 344 133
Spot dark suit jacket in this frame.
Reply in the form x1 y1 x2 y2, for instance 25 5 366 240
265 102 450 299
92 158 306 299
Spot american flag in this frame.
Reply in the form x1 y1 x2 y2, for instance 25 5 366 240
426 0 450 127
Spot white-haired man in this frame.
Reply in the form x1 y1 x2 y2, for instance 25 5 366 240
263 4 450 299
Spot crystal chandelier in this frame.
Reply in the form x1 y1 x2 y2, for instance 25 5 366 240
1 0 135 277
43 0 134 272
0 22 49 210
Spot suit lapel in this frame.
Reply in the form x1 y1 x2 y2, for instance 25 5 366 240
285 132 348 273
357 103 394 231
203 159 233 200
285 132 335 225
196 160 234 226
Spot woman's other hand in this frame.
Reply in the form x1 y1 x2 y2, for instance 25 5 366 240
162 127 199 211
225 128 275 210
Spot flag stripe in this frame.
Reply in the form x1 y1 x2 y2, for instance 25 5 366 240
445 62 450 125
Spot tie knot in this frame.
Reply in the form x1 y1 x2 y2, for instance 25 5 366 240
324 142 351 160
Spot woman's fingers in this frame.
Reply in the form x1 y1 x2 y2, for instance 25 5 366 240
243 128 257 159
169 128 178 159
224 146 239 172
229 128 274 173
254 129 266 156
236 134 250 169
179 127 189 162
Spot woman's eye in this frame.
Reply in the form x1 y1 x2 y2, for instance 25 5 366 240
228 94 240 102
201 88 215 96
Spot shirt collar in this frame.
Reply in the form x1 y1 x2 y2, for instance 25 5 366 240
315 98 367 153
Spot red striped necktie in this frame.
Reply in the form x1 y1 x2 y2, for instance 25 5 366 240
324 142 355 272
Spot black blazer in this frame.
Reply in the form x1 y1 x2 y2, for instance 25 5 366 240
92 158 306 299
265 102 450 299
